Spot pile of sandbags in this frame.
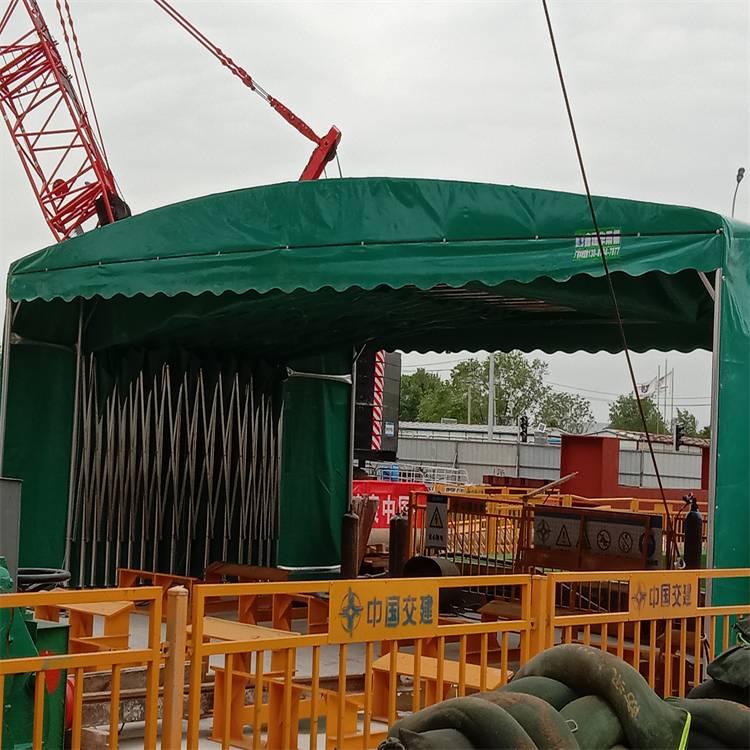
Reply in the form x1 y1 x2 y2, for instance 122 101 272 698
379 643 750 749
687 642 750 706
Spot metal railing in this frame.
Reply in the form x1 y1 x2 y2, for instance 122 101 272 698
183 575 535 749
2 570 748 747
539 568 750 698
367 462 470 487
0 586 163 750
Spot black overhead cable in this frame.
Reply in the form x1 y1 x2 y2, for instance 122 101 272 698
540 0 678 566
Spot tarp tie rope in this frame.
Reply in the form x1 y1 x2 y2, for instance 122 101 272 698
540 0 677 566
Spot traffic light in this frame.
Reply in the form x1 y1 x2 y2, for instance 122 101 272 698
519 415 529 443
673 422 685 451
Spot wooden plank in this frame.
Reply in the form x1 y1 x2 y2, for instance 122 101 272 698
193 617 292 642
371 652 508 689
67 601 135 617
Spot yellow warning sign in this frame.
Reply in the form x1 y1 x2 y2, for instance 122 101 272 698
425 498 447 548
429 507 444 529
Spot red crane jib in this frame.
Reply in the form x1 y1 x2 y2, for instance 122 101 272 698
151 0 341 181
0 0 124 241
299 125 342 181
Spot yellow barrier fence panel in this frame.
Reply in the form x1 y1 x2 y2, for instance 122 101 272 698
544 568 750 699
182 574 534 749
0 586 162 749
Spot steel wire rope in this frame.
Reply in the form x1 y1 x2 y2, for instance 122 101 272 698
53 0 87 114
60 0 112 171
540 0 678 566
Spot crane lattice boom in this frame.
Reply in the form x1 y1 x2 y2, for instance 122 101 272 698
0 0 124 241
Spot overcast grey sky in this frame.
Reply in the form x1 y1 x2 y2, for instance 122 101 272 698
1 1 748 425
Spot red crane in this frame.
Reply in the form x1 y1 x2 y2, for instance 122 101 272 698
0 0 341 243
151 0 341 181
0 0 127 241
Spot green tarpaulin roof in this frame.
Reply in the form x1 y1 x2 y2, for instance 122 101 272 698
4 177 749 600
8 178 748 356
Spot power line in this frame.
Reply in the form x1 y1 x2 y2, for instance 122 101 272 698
401 366 711 406
540 0 676 564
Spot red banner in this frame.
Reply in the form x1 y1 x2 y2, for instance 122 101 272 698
352 480 428 529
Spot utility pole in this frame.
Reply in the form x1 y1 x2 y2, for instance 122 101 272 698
487 353 495 439
467 387 472 425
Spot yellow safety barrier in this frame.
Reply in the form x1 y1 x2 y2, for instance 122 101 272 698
2 569 748 747
183 574 535 749
538 568 750 698
0 586 163 750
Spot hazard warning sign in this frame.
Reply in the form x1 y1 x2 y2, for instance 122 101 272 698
556 524 572 547
533 511 580 553
425 496 448 549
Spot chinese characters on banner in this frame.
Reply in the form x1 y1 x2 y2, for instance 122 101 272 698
627 572 699 621
352 481 428 529
329 579 439 643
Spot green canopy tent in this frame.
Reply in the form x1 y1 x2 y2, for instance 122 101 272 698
1 178 747 603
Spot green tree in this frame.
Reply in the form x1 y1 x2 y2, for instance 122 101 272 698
399 368 443 421
676 408 698 438
539 391 595 433
492 352 550 424
399 352 594 432
608 394 667 434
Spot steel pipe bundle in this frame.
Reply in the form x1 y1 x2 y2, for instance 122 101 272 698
67 351 282 586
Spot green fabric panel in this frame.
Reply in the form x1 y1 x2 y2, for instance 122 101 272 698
711 222 750 605
3 345 74 568
277 350 350 567
10 270 715 357
8 178 731 303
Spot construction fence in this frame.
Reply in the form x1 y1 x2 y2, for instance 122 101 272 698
408 490 707 575
0 569 748 749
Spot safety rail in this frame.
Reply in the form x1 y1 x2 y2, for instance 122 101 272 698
0 586 163 750
408 490 705 576
539 568 750 699
183 574 535 749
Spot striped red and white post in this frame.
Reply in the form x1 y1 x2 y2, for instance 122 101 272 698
371 349 386 451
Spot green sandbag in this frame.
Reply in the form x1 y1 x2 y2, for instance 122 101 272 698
474 690 580 749
560 695 625 750
668 697 750 749
688 677 750 707
395 728 475 749
706 646 750 689
499 675 579 710
515 644 691 749
389 696 537 750
686 731 730 749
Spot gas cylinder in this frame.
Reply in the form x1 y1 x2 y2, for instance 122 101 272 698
683 494 703 569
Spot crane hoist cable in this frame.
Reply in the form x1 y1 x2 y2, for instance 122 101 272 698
55 0 112 173
540 0 678 567
151 0 341 181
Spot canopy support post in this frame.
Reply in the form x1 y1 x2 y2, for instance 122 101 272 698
706 270 722 597
697 271 715 301
348 345 367 510
0 300 15 477
64 301 84 570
